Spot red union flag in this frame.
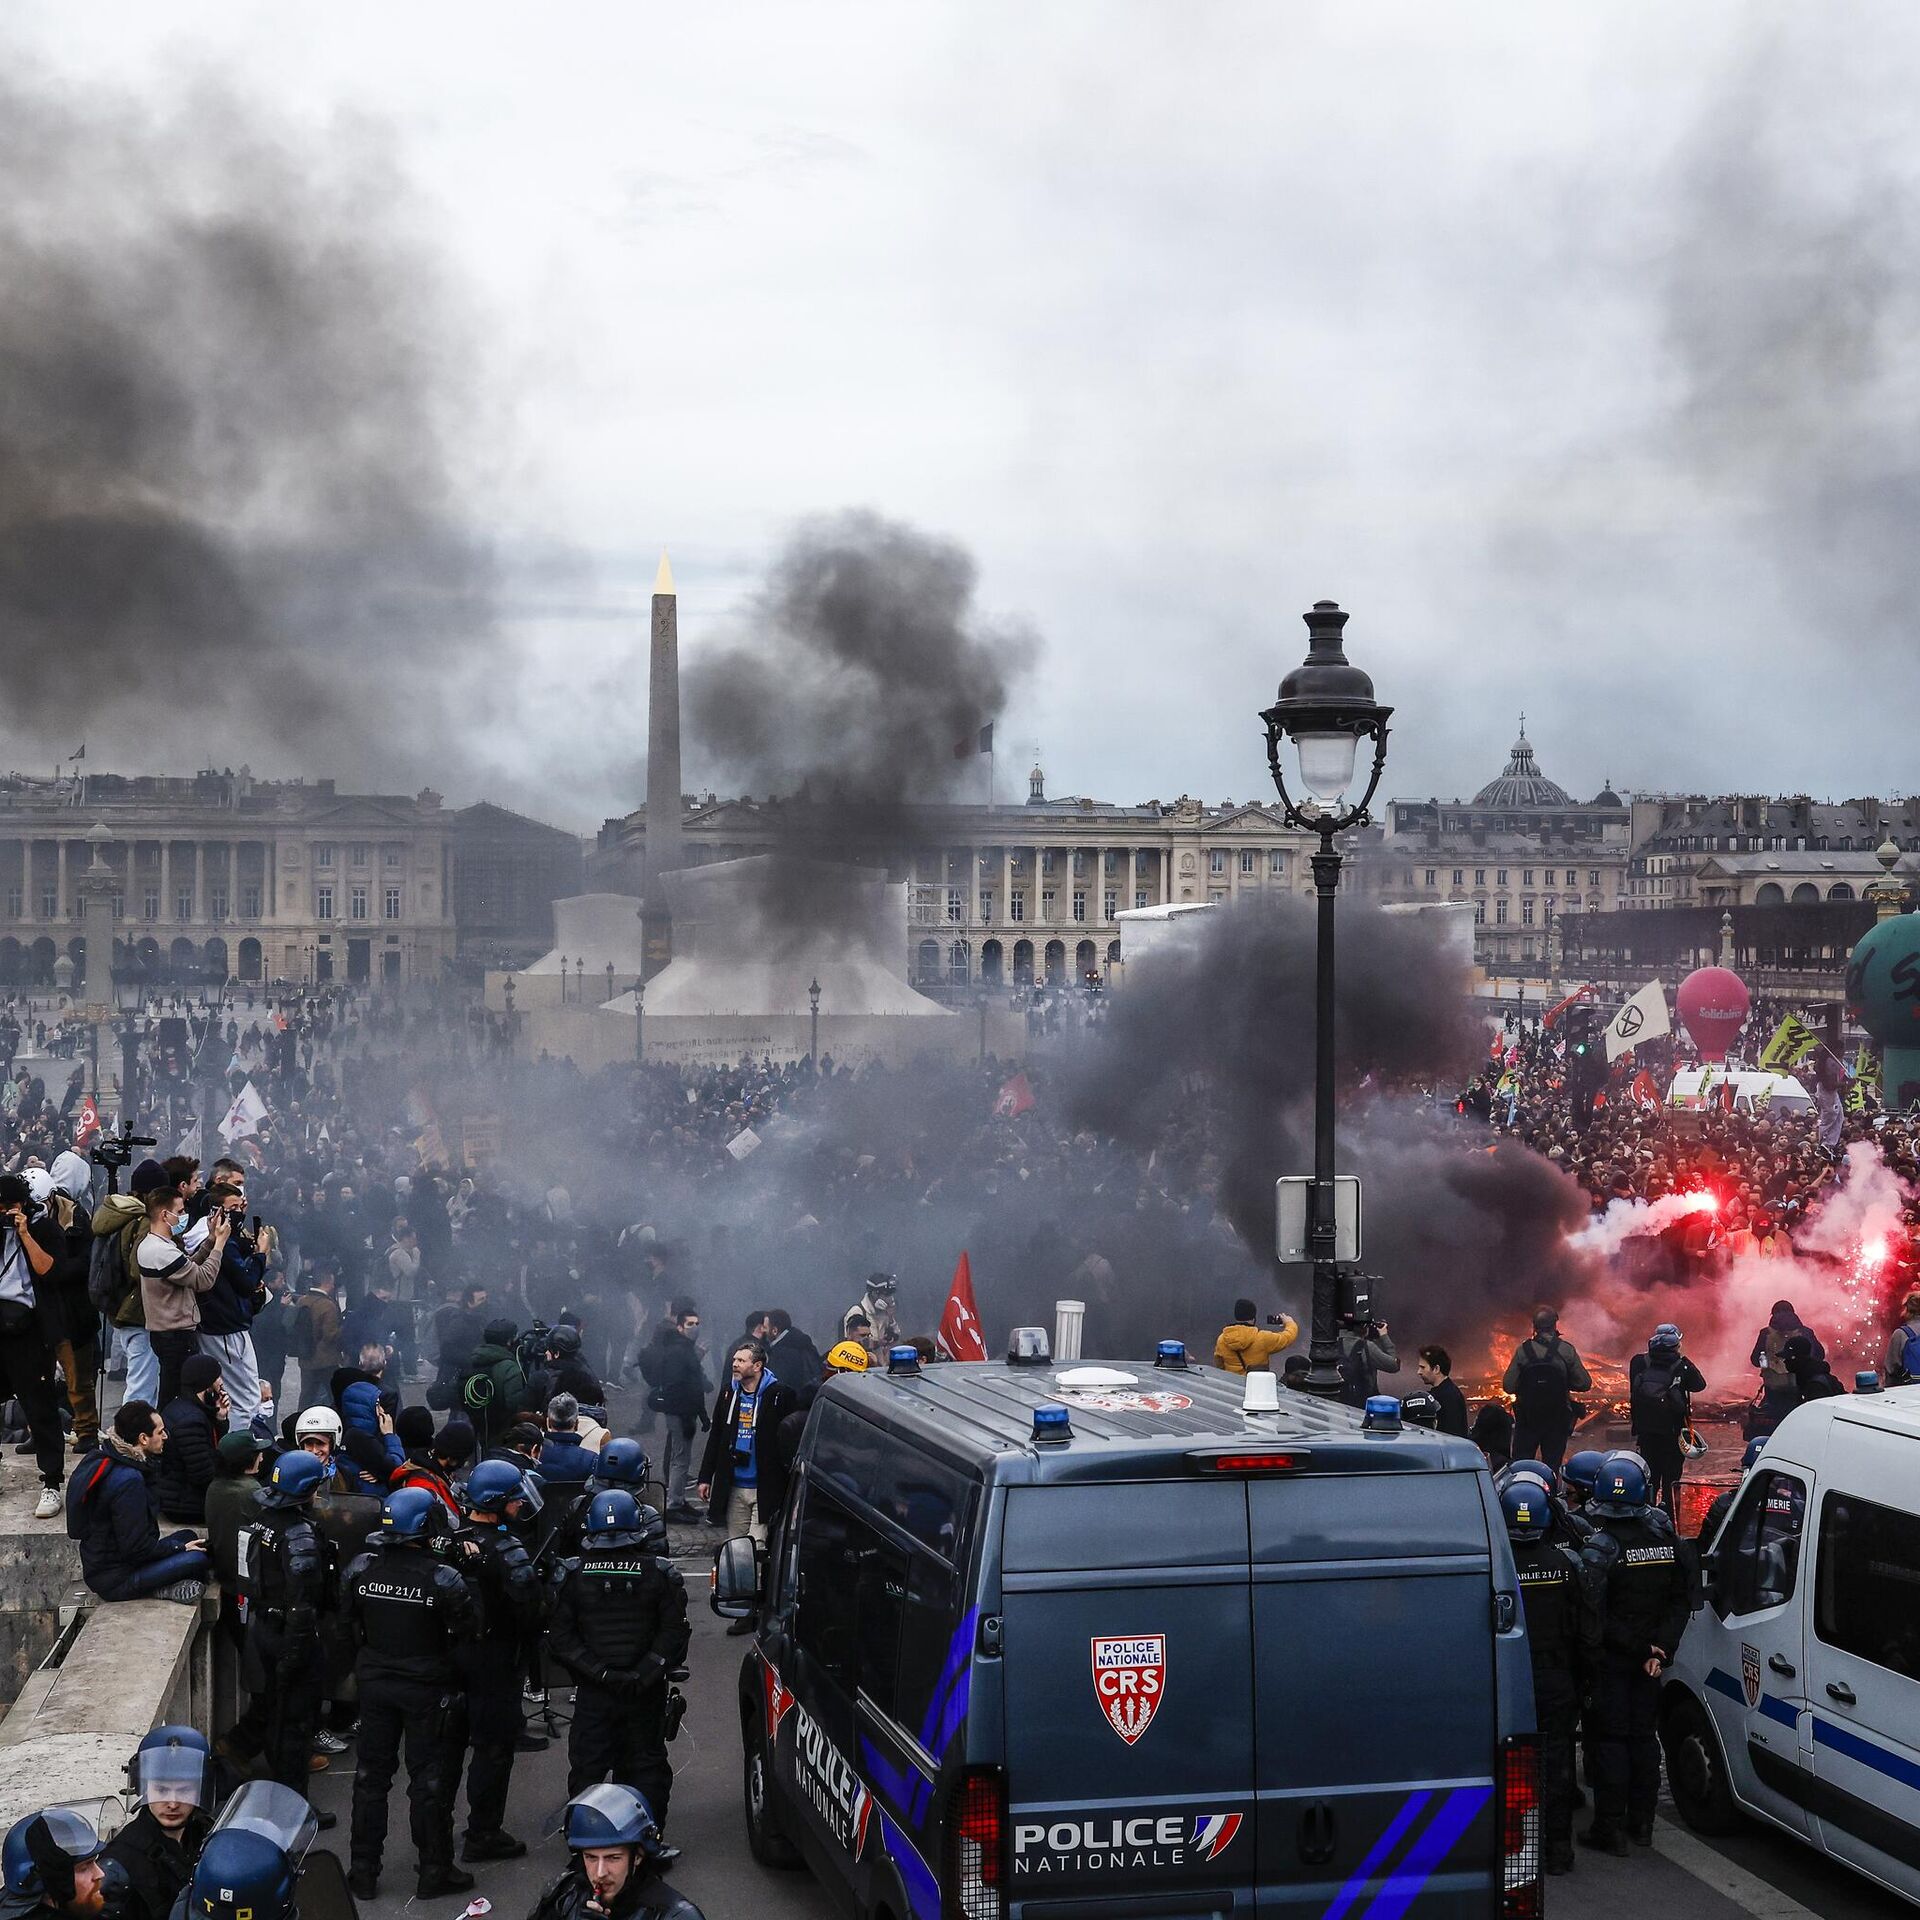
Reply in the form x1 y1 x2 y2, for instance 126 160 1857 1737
72 1096 102 1150
937 1251 987 1362
1091 1635 1166 1745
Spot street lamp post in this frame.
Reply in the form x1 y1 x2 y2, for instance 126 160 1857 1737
808 977 821 1065
633 975 645 1064
1261 600 1393 1395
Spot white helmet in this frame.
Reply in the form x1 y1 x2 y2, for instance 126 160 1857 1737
22 1169 54 1206
1680 1426 1710 1461
294 1406 343 1442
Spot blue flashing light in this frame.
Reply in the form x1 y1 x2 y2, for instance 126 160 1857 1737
1032 1404 1072 1445
1155 1340 1189 1370
887 1345 922 1375
1361 1394 1403 1432
1855 1370 1882 1395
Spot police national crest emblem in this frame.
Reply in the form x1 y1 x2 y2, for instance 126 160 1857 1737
1741 1642 1761 1708
1091 1635 1166 1744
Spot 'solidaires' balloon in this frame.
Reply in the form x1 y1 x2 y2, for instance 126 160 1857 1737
1676 966 1750 1064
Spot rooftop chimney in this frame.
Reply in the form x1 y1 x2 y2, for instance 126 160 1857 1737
641 551 682 979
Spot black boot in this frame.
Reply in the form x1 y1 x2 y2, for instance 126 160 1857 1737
347 1868 379 1900
1628 1816 1654 1847
1579 1824 1629 1858
461 1831 527 1862
417 1866 477 1899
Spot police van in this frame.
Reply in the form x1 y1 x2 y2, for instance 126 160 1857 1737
1662 1385 1920 1907
710 1339 1542 1919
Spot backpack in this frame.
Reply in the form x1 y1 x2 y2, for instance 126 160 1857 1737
1890 1324 1920 1388
1513 1340 1571 1427
86 1225 140 1323
1631 1354 1689 1437
1336 1336 1371 1408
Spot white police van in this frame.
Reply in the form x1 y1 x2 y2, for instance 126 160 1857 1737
1662 1385 1920 1906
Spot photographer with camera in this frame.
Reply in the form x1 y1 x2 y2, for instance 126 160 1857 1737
188 1159 274 1432
1212 1296 1300 1374
0 1171 70 1518
1336 1292 1400 1407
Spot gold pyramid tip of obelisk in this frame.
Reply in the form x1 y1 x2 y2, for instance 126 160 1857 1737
654 550 675 597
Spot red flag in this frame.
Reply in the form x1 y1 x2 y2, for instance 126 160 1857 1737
938 1252 987 1362
1489 1035 1505 1064
1542 984 1594 1030
1631 1068 1660 1114
72 1096 101 1149
992 1072 1035 1118
1719 1078 1736 1114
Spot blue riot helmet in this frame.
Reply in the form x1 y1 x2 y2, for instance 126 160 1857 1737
381 1486 455 1548
563 1783 661 1854
1562 1451 1607 1502
265 1448 325 1504
189 1831 295 1920
3 1810 102 1903
1592 1452 1651 1518
128 1724 212 1812
465 1459 539 1519
1500 1479 1551 1542
198 1780 319 1919
1741 1437 1767 1473
584 1489 646 1547
636 1504 669 1557
592 1438 650 1490
1508 1460 1558 1495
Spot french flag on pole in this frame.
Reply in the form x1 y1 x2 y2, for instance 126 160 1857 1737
937 1251 987 1362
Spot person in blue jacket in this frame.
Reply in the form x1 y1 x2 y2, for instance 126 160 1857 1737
64 1402 210 1603
533 1395 598 1489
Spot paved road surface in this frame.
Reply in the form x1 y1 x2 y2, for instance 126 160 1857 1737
322 1581 1903 1920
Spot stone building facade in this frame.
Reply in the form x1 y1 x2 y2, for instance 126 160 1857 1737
592 763 1319 988
0 768 456 988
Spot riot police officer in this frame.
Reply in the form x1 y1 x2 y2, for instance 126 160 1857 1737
1581 1452 1692 1855
549 1491 690 1831
1501 1480 1602 1876
526 1788 702 1920
542 1438 659 1566
338 1488 481 1900
457 1460 545 1865
101 1728 217 1920
237 1450 331 1813
1 1810 107 1920
178 1782 327 1920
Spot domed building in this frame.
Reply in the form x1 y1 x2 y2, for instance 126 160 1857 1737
1354 717 1633 983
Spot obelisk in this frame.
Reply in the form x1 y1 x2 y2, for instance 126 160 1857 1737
641 551 682 979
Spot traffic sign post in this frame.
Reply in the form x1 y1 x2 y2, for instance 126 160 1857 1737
1275 1175 1362 1264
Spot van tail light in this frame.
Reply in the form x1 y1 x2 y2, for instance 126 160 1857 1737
944 1767 1005 1920
1499 1734 1543 1918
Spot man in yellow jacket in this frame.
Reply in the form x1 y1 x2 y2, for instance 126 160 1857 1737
1213 1298 1299 1374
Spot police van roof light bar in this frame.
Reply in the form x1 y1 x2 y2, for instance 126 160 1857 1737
1154 1340 1189 1370
887 1345 921 1375
1031 1404 1072 1447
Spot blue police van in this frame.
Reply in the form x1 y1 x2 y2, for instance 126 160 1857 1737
711 1340 1542 1919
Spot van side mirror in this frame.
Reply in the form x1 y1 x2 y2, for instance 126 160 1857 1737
710 1535 762 1618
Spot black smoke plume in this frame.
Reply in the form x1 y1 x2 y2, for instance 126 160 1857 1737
0 65 501 789
1069 896 1596 1357
685 510 1037 942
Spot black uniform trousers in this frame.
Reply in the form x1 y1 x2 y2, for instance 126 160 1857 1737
1590 1655 1661 1827
463 1664 522 1840
351 1677 468 1880
1511 1419 1573 1473
1641 1435 1685 1520
568 1682 672 1831
245 1622 324 1793
0 1318 66 1488
1533 1674 1580 1861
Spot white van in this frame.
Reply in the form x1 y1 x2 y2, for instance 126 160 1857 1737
1666 1067 1812 1114
1661 1388 1920 1907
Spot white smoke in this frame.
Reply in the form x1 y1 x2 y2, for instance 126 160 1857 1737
1569 1187 1717 1259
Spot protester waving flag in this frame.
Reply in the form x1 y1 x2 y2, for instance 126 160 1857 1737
1758 1014 1819 1073
938 1251 988 1362
992 1072 1036 1118
1604 979 1670 1061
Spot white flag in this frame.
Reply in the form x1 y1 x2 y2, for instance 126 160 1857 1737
725 1126 762 1162
175 1119 203 1164
219 1078 269 1143
1605 979 1671 1062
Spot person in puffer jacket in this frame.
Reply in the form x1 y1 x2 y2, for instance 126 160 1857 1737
337 1366 404 1490
1213 1297 1299 1374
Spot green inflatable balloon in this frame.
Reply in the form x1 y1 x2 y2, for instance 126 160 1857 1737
1845 914 1920 1109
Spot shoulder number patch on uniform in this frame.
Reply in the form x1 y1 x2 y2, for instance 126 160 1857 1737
1741 1642 1761 1708
1092 1635 1166 1744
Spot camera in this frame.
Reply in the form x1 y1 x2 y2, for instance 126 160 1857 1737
90 1124 157 1175
0 1173 30 1213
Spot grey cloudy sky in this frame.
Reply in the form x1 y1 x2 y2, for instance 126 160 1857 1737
7 3 1920 828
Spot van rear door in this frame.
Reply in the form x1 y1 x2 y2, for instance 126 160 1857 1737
1249 1471 1497 1918
1803 1426 1920 1903
1000 1480 1255 1915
